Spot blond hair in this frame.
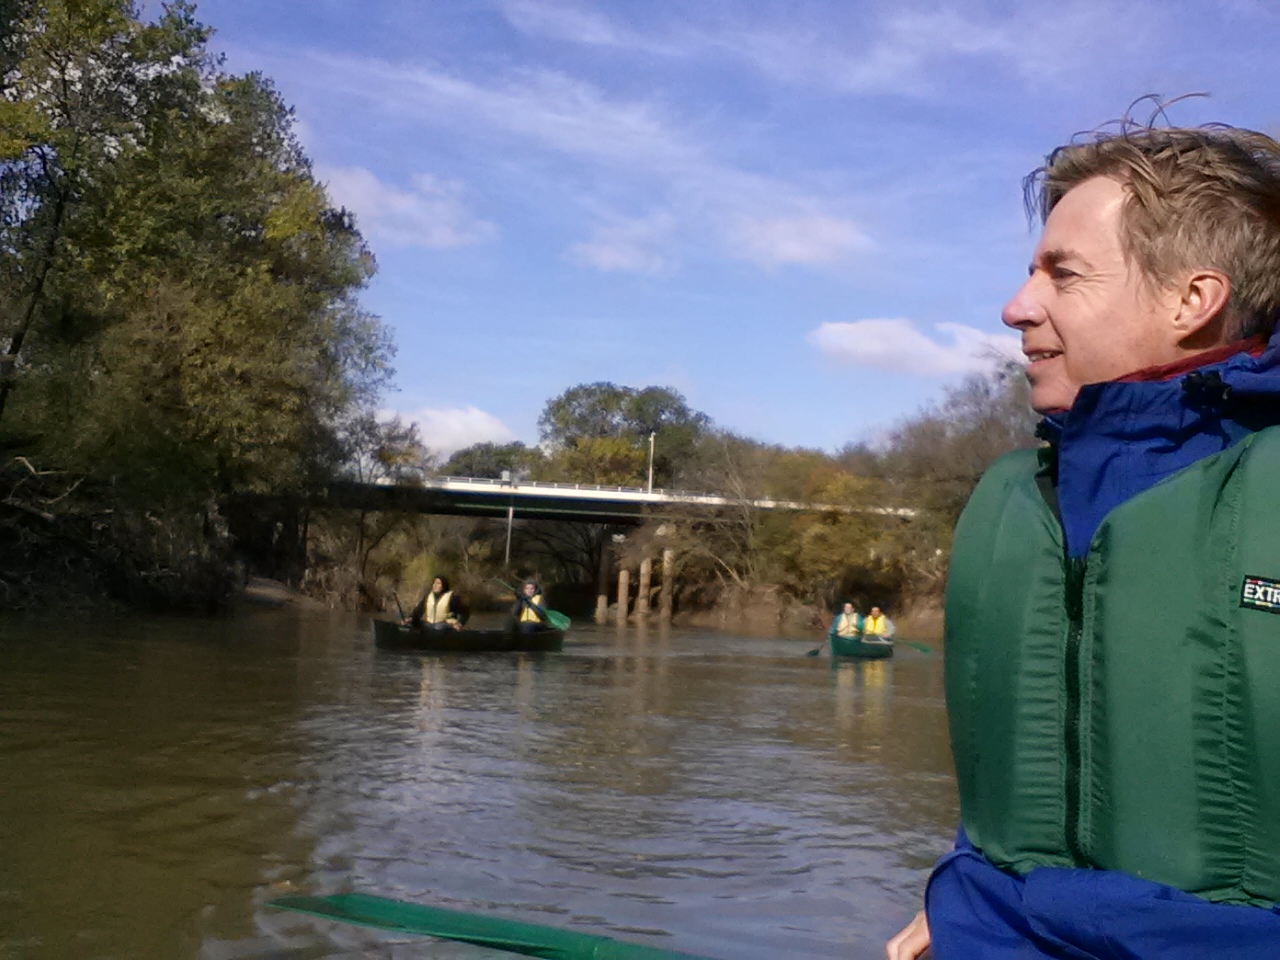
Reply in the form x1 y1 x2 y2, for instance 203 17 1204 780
1026 122 1280 338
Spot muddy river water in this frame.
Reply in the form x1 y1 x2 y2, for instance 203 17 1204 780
0 607 956 959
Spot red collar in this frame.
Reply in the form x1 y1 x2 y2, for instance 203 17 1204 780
1115 336 1268 383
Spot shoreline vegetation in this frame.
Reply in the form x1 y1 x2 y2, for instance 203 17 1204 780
0 2 1037 629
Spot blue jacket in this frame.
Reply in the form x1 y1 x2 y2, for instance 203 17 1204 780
928 332 1280 958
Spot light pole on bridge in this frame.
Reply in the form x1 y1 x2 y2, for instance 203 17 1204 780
647 432 656 494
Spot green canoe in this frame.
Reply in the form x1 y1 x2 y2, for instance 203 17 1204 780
829 633 894 659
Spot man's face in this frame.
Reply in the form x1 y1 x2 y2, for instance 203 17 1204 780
842 603 854 614
870 607 882 617
1002 176 1182 413
432 578 444 593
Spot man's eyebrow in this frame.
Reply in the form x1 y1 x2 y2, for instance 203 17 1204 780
1033 247 1094 272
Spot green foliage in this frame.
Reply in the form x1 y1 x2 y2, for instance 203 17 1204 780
0 0 394 608
642 363 1038 613
1 0 390 502
442 441 543 479
306 362 1037 618
537 381 709 488
538 435 647 486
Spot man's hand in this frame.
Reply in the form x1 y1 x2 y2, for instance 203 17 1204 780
886 910 930 960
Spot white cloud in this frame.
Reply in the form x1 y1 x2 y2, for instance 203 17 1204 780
399 406 516 457
808 318 1022 377
318 165 496 249
500 1 1155 95
500 1 680 55
732 214 871 267
565 213 674 274
296 55 868 271
338 61 690 170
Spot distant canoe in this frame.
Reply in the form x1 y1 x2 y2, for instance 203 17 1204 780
372 619 565 653
829 634 894 659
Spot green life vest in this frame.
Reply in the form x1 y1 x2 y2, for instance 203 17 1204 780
945 427 1280 907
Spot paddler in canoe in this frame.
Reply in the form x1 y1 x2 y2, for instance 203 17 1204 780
510 578 551 633
827 601 863 642
862 606 895 639
405 575 469 631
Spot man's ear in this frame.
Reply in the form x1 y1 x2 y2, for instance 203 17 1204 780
1174 269 1232 345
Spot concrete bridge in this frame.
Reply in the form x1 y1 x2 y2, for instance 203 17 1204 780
321 474 915 525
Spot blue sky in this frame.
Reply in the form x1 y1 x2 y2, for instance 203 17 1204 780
195 0 1280 456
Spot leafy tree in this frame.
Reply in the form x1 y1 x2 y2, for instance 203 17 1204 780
537 382 710 488
0 0 394 609
538 435 647 486
316 411 427 584
878 360 1038 525
2 2 389 496
442 441 543 480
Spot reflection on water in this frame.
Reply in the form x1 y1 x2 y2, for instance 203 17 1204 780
0 610 956 960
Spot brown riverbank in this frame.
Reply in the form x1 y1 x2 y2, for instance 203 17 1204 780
673 585 945 643
234 576 328 611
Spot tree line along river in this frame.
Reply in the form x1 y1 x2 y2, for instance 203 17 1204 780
0 606 957 960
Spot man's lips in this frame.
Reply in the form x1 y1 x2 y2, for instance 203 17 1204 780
1025 349 1062 364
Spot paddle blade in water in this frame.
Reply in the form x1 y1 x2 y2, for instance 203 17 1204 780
268 893 720 960
545 610 571 631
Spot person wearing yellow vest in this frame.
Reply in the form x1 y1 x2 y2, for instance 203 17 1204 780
828 601 863 639
407 575 466 631
511 578 550 633
862 606 894 639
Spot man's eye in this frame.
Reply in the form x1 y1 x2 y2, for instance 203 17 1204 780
1051 267 1078 281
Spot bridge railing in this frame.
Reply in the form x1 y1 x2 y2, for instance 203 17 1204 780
429 475 673 495
362 473 916 517
375 473 733 500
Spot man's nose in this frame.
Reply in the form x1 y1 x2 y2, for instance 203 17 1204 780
1001 276 1045 330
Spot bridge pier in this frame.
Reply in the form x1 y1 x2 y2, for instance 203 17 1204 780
637 557 652 617
595 549 609 624
660 548 674 623
617 567 631 623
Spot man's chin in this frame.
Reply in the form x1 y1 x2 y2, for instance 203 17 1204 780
1029 386 1077 416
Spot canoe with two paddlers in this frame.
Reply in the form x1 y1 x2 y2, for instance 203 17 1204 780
372 618 564 652
829 633 894 659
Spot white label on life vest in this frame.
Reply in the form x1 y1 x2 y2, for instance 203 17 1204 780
1241 575 1280 613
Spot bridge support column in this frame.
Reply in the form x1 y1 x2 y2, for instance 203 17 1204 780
595 548 609 624
636 557 652 617
660 548 674 623
617 568 630 624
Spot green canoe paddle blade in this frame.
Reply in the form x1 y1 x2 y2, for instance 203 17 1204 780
268 893 721 960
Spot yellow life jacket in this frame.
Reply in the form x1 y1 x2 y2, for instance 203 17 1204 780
520 594 544 623
835 612 861 638
864 614 890 636
424 590 456 624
